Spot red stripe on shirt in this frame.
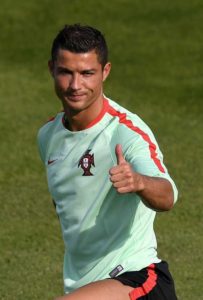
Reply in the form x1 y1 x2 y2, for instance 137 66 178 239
129 264 157 300
46 110 64 124
46 116 56 123
86 98 110 128
107 104 165 173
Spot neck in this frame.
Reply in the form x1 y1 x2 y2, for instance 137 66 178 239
63 96 105 131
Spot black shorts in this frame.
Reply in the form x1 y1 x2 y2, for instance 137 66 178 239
113 261 178 300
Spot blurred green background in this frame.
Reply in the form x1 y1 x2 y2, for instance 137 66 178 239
0 0 202 299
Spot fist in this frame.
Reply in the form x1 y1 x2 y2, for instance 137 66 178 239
109 144 144 194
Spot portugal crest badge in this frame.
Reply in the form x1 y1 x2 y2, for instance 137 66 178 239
78 149 95 176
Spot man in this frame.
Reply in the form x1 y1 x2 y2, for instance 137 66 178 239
38 24 178 300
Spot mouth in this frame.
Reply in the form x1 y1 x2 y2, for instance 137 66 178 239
66 93 86 101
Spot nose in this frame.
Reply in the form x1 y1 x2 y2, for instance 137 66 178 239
69 74 81 90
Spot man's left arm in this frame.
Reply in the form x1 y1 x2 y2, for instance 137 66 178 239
109 144 176 211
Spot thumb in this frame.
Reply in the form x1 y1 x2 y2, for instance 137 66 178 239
115 144 126 165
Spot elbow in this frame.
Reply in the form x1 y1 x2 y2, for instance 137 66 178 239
164 200 174 211
161 193 174 211
161 180 176 211
142 196 174 212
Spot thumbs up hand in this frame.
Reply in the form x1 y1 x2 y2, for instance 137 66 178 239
109 144 144 194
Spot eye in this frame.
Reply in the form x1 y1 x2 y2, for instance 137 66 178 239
57 68 72 75
82 70 95 77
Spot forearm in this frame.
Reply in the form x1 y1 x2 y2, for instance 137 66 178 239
135 174 174 211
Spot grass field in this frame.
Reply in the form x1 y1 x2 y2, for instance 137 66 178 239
0 0 203 299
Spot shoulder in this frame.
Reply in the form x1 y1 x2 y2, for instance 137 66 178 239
37 112 63 162
107 98 149 127
107 98 154 143
105 98 162 167
38 112 63 140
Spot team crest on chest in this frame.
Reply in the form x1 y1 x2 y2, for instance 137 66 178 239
78 149 95 176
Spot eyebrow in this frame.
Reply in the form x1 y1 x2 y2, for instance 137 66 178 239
57 66 96 73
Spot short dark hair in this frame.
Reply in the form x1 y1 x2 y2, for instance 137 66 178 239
51 24 108 68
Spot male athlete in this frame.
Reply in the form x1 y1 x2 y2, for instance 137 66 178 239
38 24 178 300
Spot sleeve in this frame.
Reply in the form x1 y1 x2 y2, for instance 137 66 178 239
123 121 178 204
37 128 46 164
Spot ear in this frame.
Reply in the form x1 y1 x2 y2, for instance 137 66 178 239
102 62 111 82
48 60 54 77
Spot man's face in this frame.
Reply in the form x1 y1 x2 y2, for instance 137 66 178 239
49 49 111 113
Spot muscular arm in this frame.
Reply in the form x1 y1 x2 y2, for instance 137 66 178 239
109 144 175 211
134 174 174 211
